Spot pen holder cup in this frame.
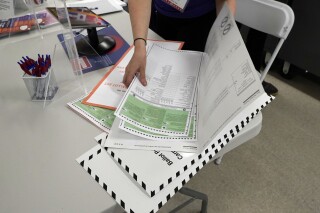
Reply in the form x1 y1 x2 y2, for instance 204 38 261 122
22 70 58 101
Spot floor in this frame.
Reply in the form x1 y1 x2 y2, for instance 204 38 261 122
158 70 320 213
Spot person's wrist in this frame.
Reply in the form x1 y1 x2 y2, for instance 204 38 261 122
134 37 147 46
133 42 147 57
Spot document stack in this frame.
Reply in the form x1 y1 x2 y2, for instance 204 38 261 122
71 4 274 213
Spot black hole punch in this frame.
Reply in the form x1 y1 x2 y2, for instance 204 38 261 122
160 184 164 190
176 171 180 177
103 183 108 191
121 200 125 208
95 175 99 183
174 187 178 193
142 182 146 190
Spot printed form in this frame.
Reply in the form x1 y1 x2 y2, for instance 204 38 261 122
83 40 184 110
118 102 197 141
115 44 203 136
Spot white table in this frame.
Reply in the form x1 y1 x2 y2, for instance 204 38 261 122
0 10 160 213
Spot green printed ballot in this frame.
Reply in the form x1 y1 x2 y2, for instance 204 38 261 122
120 115 197 141
68 97 116 132
115 44 202 137
119 94 190 134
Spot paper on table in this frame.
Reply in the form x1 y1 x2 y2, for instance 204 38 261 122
68 96 116 133
66 0 123 15
77 144 199 213
118 94 198 141
82 40 184 110
114 44 202 136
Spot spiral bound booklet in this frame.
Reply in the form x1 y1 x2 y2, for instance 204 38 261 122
96 4 275 198
76 4 274 212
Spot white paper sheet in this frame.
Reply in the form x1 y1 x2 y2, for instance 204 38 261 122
66 0 123 15
77 144 201 213
114 44 202 136
118 92 198 141
68 96 115 133
83 40 184 110
77 142 233 213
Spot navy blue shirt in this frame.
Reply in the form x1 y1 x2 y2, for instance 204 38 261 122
154 0 216 18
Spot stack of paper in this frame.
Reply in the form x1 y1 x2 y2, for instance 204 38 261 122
71 4 274 213
114 44 201 141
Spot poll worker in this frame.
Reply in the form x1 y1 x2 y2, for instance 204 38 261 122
123 0 278 96
123 0 237 87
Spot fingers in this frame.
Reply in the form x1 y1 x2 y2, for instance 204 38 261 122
123 69 136 88
123 61 147 88
139 67 147 86
123 69 147 88
123 49 147 88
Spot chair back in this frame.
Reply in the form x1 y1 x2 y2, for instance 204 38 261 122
235 0 295 80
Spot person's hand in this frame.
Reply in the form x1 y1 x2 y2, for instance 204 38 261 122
123 42 147 88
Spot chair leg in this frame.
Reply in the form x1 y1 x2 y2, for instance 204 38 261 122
169 187 208 213
214 156 223 165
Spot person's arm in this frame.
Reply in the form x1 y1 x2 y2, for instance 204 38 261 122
123 0 152 87
216 0 237 16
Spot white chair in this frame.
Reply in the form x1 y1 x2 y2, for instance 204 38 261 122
212 0 294 165
172 2 294 212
